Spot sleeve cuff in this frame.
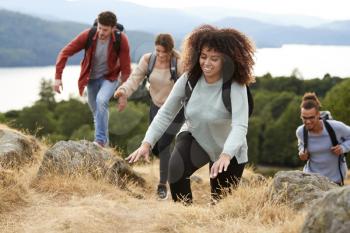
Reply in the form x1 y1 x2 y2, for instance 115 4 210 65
340 145 347 154
141 139 155 149
118 87 128 97
221 150 234 159
54 79 62 85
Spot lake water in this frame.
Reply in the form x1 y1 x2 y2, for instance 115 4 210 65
1 44 350 112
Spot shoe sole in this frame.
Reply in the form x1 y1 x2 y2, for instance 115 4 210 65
157 194 169 201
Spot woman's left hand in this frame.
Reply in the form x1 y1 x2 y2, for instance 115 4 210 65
210 154 231 178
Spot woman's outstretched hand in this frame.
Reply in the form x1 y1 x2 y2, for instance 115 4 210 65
210 154 231 178
125 142 151 163
114 89 128 112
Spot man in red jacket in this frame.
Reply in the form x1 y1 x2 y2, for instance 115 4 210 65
54 11 131 147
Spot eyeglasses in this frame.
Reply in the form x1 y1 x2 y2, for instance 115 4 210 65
301 115 318 121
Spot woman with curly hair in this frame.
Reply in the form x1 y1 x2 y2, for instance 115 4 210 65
126 24 255 204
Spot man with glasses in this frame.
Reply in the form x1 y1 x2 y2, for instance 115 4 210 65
296 92 350 185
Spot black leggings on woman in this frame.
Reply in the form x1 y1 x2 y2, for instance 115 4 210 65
149 101 184 184
168 131 245 203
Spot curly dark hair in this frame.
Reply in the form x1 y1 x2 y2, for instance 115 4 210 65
181 24 255 85
97 11 117 27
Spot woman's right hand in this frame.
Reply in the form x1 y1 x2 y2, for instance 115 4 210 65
114 89 128 112
125 142 151 163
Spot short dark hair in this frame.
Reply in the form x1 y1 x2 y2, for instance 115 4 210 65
97 11 117 27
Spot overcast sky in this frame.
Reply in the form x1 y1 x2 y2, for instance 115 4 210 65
119 0 350 20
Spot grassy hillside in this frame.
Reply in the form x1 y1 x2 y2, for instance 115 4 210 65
1 124 349 232
0 124 302 233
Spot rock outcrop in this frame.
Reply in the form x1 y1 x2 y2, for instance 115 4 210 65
269 170 338 209
0 128 39 168
301 186 350 233
38 140 145 188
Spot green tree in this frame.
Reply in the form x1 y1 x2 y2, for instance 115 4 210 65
323 79 350 125
54 99 93 138
304 74 344 98
247 117 263 164
109 101 149 156
261 97 302 166
265 92 296 120
71 124 94 141
36 79 56 109
14 102 57 136
4 110 20 120
0 113 6 123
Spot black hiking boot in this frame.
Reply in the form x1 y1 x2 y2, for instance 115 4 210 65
157 184 168 200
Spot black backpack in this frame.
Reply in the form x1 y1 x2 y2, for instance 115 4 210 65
84 20 124 55
184 77 254 116
303 113 347 186
141 52 178 87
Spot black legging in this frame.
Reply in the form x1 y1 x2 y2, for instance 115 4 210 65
149 101 184 184
168 131 245 203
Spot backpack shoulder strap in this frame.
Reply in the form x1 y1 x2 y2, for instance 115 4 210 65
146 52 157 80
170 56 178 82
303 125 308 153
184 77 199 104
113 31 122 55
222 81 232 113
221 83 253 116
85 27 97 51
323 120 339 146
246 86 254 117
323 120 345 186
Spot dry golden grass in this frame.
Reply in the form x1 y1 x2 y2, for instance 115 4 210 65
0 168 28 214
2 128 342 232
0 156 308 233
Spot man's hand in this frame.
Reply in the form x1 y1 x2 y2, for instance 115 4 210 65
210 154 231 179
53 80 63 94
114 89 127 112
125 142 151 163
331 145 343 156
299 150 309 161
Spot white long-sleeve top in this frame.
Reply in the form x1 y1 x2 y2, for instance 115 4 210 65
143 73 249 163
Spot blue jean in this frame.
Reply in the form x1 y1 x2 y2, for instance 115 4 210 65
87 78 119 145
